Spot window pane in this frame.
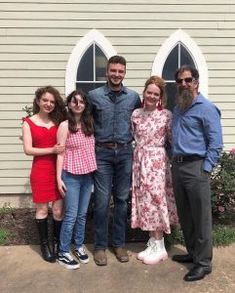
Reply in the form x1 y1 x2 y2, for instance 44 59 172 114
95 45 107 81
162 43 196 111
76 82 105 94
77 45 93 81
165 82 177 112
162 45 178 80
180 45 195 67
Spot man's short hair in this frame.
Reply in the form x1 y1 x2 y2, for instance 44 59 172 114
108 55 126 67
174 65 199 81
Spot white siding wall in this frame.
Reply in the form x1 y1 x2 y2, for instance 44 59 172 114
0 0 234 196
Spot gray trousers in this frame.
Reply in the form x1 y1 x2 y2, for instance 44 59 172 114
172 159 212 268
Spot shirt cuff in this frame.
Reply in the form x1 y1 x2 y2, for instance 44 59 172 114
203 160 213 173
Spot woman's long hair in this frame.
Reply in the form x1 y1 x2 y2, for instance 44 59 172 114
66 89 94 136
33 86 66 126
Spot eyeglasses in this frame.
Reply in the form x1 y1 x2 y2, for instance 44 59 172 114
176 77 195 84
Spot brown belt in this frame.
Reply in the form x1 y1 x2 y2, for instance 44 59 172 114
96 142 130 150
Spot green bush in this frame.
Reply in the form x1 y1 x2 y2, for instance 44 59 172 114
211 150 235 220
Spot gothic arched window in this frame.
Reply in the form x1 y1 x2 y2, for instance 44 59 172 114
65 29 116 96
162 43 195 110
151 30 208 111
76 44 107 93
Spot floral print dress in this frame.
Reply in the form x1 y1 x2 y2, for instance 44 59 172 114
131 108 178 233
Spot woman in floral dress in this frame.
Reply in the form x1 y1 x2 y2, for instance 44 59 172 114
131 76 178 265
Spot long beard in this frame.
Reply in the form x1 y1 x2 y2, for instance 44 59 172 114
176 88 194 111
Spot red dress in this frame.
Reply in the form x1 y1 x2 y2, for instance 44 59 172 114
24 118 62 203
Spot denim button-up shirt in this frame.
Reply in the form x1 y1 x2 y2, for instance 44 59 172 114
88 84 141 144
172 93 223 172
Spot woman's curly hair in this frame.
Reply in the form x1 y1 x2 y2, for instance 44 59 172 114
33 86 66 126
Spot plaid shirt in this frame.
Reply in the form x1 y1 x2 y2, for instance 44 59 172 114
63 129 97 175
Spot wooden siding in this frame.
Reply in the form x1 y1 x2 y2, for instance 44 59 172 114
0 0 235 195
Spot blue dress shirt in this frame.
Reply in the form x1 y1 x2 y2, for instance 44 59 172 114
88 83 141 144
172 93 223 172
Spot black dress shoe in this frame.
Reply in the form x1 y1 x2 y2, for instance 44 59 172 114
172 254 193 263
184 265 212 282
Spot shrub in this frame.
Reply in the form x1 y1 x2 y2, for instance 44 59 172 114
22 105 33 117
211 150 235 221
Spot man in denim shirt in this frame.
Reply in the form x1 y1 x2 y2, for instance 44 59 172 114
171 65 223 281
88 55 141 266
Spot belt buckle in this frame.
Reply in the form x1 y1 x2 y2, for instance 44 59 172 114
113 142 118 149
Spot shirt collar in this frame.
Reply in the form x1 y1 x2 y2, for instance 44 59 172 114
192 92 204 106
174 92 204 113
104 83 128 96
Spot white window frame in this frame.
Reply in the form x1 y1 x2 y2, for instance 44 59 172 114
65 29 117 96
151 29 208 97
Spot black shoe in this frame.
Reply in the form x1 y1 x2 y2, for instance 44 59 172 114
73 246 89 264
184 265 212 282
57 253 80 270
172 254 193 263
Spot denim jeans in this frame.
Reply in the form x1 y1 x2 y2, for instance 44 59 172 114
93 144 133 249
59 170 93 254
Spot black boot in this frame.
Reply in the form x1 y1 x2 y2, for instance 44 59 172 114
35 218 55 263
52 219 62 256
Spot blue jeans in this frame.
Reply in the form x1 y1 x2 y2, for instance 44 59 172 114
59 170 93 254
93 144 133 249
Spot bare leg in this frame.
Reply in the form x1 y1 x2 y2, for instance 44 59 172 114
35 203 49 219
52 199 63 221
151 230 163 240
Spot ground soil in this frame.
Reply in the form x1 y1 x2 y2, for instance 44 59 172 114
0 206 148 245
1 202 234 246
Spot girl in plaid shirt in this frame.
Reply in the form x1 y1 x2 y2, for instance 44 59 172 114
56 89 97 270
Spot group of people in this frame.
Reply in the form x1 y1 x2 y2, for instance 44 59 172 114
22 55 223 282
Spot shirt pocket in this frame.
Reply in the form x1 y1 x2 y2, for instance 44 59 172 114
117 102 135 122
94 104 113 126
182 114 201 129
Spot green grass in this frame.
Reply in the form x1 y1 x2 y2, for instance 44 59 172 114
165 224 235 248
0 229 9 245
212 225 235 247
0 202 15 214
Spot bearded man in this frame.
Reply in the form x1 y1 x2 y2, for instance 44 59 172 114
171 65 223 282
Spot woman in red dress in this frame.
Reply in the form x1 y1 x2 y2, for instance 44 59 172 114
22 86 66 262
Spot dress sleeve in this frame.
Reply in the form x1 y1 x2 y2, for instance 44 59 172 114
165 110 173 159
166 110 172 145
131 110 136 136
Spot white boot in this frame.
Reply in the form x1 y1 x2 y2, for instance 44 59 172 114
143 238 168 265
137 237 155 261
